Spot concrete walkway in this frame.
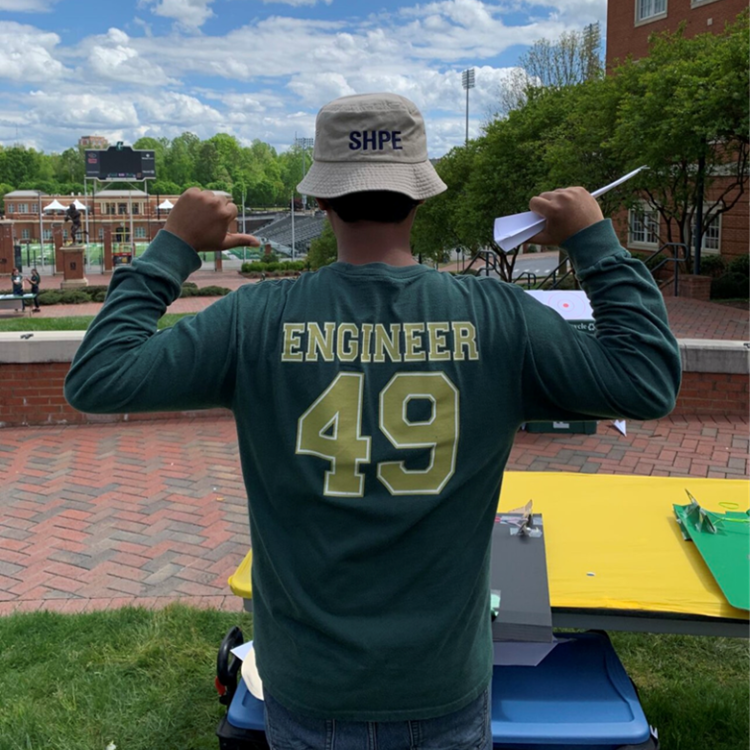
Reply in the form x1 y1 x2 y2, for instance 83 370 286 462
0 413 746 615
1 266 747 615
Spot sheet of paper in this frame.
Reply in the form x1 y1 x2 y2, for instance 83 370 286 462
613 420 627 436
493 166 647 252
230 641 253 661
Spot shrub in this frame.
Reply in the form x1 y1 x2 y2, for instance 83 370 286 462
37 290 63 305
241 262 262 273
727 254 749 278
93 291 107 302
180 285 197 297
183 281 198 289
84 285 109 297
196 286 230 297
60 290 90 304
699 255 726 278
711 273 749 300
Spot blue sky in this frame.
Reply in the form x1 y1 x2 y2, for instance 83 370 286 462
0 0 607 157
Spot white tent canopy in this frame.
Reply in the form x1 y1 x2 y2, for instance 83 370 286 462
71 200 87 210
158 200 174 210
43 200 66 211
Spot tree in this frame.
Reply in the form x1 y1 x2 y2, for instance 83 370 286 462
495 23 603 116
0 146 43 186
612 13 749 268
134 136 168 180
165 133 200 186
307 220 337 269
150 180 182 196
0 182 15 211
411 145 479 263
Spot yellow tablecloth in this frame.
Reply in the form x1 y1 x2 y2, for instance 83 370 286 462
501 472 748 620
229 472 749 623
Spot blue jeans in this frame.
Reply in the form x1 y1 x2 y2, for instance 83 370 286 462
263 687 492 750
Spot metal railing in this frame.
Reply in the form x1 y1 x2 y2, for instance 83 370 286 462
533 257 574 291
643 243 688 296
514 271 537 289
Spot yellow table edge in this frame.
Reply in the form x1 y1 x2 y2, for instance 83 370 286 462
228 472 749 622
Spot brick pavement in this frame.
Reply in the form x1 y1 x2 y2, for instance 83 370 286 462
10 271 748 339
0 414 747 615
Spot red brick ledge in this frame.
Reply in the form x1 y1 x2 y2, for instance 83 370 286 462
1 333 747 425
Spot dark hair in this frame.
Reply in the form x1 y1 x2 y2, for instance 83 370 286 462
326 191 420 224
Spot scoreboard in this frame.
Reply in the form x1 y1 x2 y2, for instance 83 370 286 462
86 145 156 181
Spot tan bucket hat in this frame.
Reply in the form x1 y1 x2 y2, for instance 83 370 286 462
297 93 447 200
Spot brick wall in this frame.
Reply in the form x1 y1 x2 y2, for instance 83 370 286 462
606 0 746 68
1 359 746 428
672 371 749 415
611 182 749 266
0 362 230 428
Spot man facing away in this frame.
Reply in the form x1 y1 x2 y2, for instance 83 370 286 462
65 93 681 749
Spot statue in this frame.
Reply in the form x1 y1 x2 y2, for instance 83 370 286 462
64 204 87 244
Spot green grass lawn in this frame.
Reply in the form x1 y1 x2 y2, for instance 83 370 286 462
0 605 747 750
0 313 195 332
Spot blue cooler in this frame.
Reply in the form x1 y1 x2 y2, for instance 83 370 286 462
216 631 658 749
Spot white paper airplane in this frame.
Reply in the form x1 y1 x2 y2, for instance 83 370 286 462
493 166 647 252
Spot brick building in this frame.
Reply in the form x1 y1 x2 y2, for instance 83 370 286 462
2 189 181 245
607 0 748 264
0 189 236 275
78 135 109 150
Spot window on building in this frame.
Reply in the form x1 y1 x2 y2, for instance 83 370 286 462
637 0 666 22
691 211 721 254
6 204 13 214
18 203 29 214
118 203 128 215
98 227 105 239
105 203 116 215
21 229 30 240
135 226 147 239
628 205 660 247
43 229 52 241
132 203 140 215
62 230 68 240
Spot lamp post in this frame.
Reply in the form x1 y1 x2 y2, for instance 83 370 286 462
462 68 475 146
295 136 314 210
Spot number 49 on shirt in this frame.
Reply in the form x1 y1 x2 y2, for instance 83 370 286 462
296 372 459 497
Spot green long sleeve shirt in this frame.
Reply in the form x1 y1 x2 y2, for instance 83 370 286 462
65 220 681 721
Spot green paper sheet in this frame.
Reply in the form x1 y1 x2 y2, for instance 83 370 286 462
674 496 750 611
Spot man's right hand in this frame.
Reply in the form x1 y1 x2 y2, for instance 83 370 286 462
165 188 260 253
527 187 604 246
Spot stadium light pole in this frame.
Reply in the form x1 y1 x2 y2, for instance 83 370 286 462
462 68 475 146
295 136 314 210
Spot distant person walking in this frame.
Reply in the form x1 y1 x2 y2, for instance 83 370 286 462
27 267 41 312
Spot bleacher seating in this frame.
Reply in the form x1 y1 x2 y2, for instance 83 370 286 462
256 213 326 256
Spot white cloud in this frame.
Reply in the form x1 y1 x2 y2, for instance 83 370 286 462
86 28 176 86
136 92 223 127
261 0 332 5
0 0 57 10
144 0 216 30
26 90 140 128
0 0 609 155
0 22 66 82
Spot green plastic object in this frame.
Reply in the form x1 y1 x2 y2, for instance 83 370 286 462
674 491 750 611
